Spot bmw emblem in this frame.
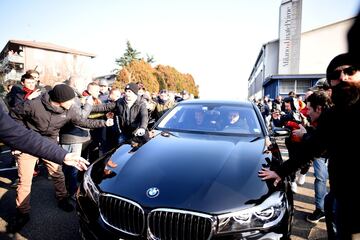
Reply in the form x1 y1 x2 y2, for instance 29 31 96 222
146 187 160 198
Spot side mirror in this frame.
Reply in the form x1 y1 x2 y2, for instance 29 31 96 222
272 127 291 137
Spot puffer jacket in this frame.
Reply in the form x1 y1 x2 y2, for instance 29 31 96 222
10 93 107 141
0 107 67 164
59 97 92 144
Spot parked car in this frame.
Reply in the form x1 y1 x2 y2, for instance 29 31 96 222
76 99 293 240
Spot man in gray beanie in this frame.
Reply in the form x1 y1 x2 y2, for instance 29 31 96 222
7 84 113 233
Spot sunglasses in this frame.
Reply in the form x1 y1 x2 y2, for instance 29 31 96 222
328 66 360 80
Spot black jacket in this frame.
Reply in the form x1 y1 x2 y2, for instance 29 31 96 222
301 103 360 233
5 85 23 108
0 108 66 164
10 93 107 141
286 83 360 232
91 97 148 137
0 97 8 113
277 126 324 179
5 84 37 109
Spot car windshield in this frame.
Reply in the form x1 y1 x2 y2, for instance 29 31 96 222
157 103 263 135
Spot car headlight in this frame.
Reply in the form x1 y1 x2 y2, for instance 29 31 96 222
218 192 287 233
83 165 100 205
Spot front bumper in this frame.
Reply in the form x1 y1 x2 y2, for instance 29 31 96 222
77 194 289 240
76 184 145 240
77 174 292 240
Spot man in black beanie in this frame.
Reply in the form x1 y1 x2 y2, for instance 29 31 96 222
325 53 360 87
49 84 77 103
314 53 360 239
8 84 113 233
260 53 360 239
125 82 139 95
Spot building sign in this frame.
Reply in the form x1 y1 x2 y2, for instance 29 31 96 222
278 0 302 74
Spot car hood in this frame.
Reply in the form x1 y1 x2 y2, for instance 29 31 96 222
94 131 271 214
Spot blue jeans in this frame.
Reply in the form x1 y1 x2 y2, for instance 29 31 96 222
313 157 328 211
61 143 82 196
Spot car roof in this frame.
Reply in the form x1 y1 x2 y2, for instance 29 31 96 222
178 99 254 107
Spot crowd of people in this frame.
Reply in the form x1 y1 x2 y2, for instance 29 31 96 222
256 10 360 239
0 8 359 240
0 72 193 233
258 56 360 240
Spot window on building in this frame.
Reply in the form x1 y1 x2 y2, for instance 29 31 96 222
296 79 311 94
279 79 294 94
279 79 311 95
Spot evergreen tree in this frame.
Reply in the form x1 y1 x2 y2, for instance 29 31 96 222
146 54 155 64
114 40 141 73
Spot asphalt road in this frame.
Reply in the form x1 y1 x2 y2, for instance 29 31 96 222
0 143 329 240
0 145 80 240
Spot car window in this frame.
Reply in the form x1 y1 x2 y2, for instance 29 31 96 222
157 104 262 135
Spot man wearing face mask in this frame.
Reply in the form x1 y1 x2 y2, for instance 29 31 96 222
91 82 150 146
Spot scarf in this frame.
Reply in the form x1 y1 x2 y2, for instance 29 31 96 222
23 87 35 100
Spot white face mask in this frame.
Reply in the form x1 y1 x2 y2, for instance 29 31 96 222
60 98 75 110
125 90 137 102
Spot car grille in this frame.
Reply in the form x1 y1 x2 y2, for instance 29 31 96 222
148 209 216 240
99 194 145 236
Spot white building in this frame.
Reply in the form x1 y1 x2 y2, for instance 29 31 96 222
248 17 353 100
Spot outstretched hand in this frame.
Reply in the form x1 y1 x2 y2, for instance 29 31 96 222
292 124 307 139
28 89 41 100
63 153 90 171
258 167 282 186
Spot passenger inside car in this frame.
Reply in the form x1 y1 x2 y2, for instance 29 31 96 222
186 109 211 131
222 110 250 133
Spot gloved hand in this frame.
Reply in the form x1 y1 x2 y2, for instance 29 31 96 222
134 128 145 136
105 118 114 127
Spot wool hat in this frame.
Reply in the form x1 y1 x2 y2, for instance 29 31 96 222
99 79 108 86
49 84 75 102
309 78 330 91
326 53 359 80
125 82 139 95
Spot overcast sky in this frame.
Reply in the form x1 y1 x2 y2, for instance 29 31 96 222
0 0 359 99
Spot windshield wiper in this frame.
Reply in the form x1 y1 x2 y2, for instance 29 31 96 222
250 136 261 142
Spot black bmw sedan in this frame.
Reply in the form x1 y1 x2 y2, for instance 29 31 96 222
76 100 293 240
